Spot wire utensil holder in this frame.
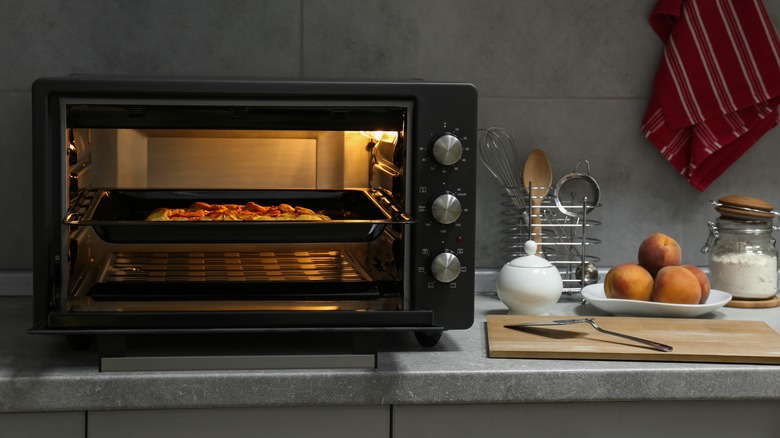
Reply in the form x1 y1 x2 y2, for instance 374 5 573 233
500 182 601 293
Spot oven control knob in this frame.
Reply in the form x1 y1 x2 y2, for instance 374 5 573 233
429 250 461 283
431 134 463 166
431 192 462 225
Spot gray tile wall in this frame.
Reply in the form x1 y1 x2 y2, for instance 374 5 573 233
3 0 780 277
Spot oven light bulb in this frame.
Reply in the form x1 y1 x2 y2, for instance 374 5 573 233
359 131 398 144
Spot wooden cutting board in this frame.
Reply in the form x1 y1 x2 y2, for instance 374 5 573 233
487 315 780 365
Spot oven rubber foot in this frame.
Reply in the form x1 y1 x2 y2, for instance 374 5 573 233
351 332 379 355
66 334 95 351
414 330 443 347
97 334 127 358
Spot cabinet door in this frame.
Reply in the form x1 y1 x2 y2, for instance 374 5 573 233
393 402 780 438
0 412 85 438
88 405 388 438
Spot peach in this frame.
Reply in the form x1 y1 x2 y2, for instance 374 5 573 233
604 263 654 301
652 266 702 304
638 232 682 277
682 265 711 304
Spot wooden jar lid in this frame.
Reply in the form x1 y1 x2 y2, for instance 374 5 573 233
716 195 776 220
718 195 774 211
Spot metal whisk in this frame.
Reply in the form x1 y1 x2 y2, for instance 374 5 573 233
478 127 525 208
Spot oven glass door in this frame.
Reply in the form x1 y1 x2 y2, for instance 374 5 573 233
62 99 414 315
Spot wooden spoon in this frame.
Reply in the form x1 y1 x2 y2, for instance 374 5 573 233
523 149 553 255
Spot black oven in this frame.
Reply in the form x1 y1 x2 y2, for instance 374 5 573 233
31 76 477 350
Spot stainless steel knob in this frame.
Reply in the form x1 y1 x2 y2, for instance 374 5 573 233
431 134 463 166
430 251 461 283
431 192 462 225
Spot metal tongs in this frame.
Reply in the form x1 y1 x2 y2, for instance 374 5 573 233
505 317 673 352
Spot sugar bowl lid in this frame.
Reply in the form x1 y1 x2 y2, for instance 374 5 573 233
506 241 553 268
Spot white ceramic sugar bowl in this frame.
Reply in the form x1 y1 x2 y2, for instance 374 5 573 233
496 240 563 315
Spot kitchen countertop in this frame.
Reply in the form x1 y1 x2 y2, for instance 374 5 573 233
3 292 780 413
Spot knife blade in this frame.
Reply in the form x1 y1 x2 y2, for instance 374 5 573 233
504 317 595 329
504 317 673 352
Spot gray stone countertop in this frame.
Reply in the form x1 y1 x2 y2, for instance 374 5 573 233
2 293 780 413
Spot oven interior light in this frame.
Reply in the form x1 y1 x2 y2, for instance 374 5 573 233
359 131 398 144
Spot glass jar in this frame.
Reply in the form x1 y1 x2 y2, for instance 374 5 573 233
703 218 779 299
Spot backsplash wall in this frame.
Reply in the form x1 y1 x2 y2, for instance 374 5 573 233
3 0 780 290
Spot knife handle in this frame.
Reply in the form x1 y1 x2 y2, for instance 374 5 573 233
589 323 673 352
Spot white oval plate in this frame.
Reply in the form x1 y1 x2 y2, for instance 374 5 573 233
581 284 732 318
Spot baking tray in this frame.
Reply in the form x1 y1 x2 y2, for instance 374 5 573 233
63 189 414 243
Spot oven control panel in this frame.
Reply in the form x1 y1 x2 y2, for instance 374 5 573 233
411 107 477 330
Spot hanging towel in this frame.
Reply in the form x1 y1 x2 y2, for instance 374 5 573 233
641 0 780 191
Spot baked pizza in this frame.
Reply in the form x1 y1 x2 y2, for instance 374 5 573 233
145 201 331 222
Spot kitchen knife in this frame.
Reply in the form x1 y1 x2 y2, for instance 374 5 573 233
505 318 673 352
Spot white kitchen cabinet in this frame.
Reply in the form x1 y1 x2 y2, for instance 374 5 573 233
393 401 780 438
0 411 85 438
88 405 389 438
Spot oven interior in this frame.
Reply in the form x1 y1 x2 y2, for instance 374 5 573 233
62 101 414 316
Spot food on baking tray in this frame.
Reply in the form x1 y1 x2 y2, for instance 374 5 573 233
145 201 331 221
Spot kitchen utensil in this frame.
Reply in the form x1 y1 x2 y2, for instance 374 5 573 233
540 208 598 286
522 149 553 254
576 261 599 285
505 317 673 352
499 207 531 262
496 240 563 315
543 209 573 251
63 189 412 244
538 200 601 291
488 314 780 364
478 128 525 208
553 160 600 218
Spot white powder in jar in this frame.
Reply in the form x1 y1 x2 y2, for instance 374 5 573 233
710 252 778 299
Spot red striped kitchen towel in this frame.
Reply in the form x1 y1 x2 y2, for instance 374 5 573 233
641 0 780 191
